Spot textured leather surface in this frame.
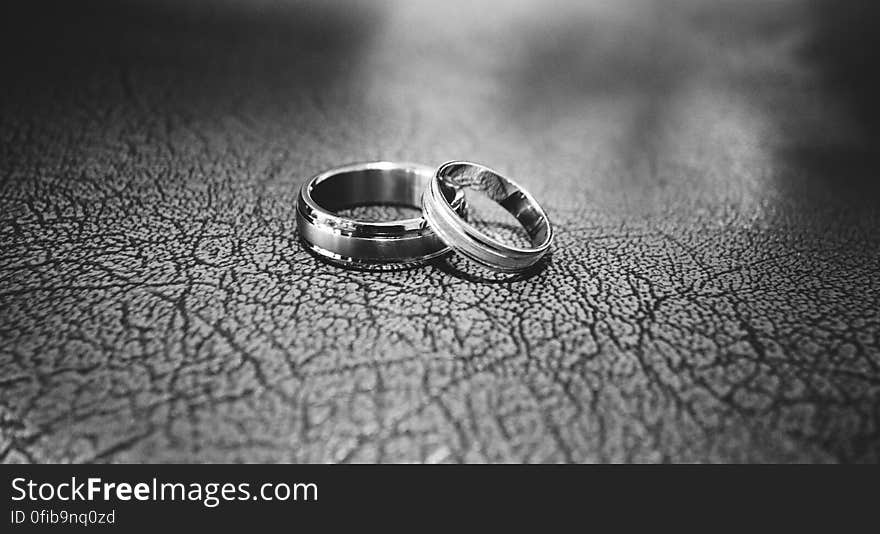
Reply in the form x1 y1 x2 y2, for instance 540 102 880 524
1 0 879 462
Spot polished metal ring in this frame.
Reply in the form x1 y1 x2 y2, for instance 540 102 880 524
422 161 552 273
297 161 466 269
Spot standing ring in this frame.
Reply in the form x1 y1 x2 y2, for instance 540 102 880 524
422 161 552 273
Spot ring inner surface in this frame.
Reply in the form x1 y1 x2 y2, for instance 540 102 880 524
312 168 425 213
500 191 549 246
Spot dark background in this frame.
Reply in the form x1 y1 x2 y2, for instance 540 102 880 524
1 0 878 462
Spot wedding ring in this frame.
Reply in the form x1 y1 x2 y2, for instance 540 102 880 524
422 161 552 273
297 161 466 268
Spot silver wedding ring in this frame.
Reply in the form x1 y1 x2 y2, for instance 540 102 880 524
297 161 466 268
422 161 552 273
297 160 552 273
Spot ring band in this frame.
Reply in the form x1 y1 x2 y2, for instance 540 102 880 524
297 161 466 268
422 161 552 273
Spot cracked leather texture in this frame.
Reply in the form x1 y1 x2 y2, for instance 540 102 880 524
1 0 879 463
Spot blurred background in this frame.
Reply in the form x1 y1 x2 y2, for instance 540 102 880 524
3 0 879 215
1 1 878 463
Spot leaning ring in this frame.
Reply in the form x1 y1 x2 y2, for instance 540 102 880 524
422 161 552 273
297 161 467 268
